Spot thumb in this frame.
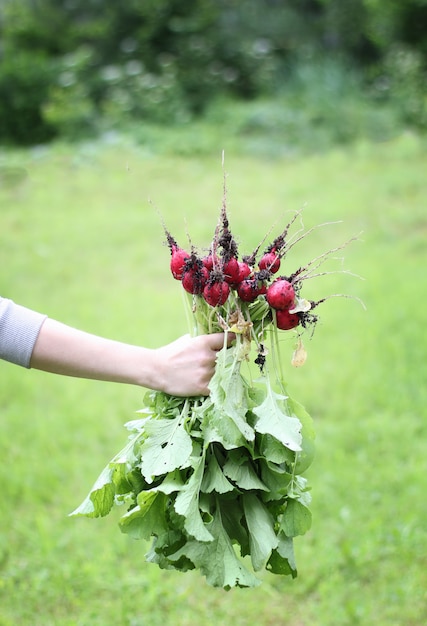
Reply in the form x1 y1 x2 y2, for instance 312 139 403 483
205 331 235 351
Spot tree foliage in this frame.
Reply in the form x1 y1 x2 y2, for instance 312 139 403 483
0 0 426 144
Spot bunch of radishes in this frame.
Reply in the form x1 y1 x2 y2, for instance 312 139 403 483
70 173 360 591
165 203 322 335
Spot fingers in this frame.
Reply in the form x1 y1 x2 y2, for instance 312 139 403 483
202 331 235 352
156 332 235 397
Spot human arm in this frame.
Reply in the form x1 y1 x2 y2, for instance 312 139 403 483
30 318 226 396
0 297 227 396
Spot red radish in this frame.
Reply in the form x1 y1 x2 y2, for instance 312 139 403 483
202 254 218 271
164 229 190 280
222 257 240 284
237 261 252 282
181 263 209 295
259 251 280 274
170 247 190 280
275 308 300 330
266 278 295 310
237 278 262 303
203 280 230 307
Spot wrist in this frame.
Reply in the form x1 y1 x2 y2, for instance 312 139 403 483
131 346 165 391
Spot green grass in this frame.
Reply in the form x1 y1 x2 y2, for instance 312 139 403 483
1 129 427 625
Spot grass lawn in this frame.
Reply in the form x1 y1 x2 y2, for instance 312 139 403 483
1 130 426 625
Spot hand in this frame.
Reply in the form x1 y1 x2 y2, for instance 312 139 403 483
150 333 230 397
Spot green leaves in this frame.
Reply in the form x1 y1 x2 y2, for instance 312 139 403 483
69 465 115 518
281 499 312 537
209 348 254 442
168 503 261 589
243 493 278 571
200 450 234 494
174 452 213 542
223 451 269 492
71 348 315 589
252 379 302 452
139 413 193 482
119 491 168 540
69 434 143 518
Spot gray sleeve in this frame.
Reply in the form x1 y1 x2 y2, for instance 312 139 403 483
0 297 47 368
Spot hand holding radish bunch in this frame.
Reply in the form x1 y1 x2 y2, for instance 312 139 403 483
72 176 357 589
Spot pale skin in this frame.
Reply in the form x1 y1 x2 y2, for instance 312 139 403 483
30 318 229 396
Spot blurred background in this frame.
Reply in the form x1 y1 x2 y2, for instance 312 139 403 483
1 2 426 625
1 0 426 151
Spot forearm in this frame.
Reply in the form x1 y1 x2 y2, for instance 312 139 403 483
2 297 227 396
30 318 157 387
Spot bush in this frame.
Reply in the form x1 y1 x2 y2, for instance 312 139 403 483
0 52 57 145
376 45 427 129
200 57 401 158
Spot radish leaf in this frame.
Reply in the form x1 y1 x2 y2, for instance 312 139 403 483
169 503 261 589
69 465 115 517
174 451 214 542
281 499 312 537
223 450 269 492
253 382 302 452
139 414 193 483
201 450 235 494
209 348 255 441
119 491 168 540
267 533 297 577
243 493 278 571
